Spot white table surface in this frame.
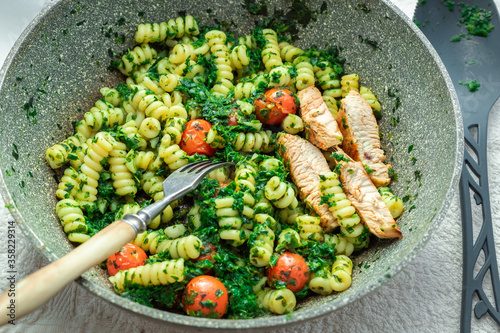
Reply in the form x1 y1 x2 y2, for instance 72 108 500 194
1 0 500 332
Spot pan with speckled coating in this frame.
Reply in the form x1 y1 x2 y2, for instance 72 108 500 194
0 0 462 330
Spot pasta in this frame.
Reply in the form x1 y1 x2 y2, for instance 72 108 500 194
261 29 282 70
206 129 274 153
216 196 250 246
230 44 250 69
360 86 381 112
56 199 90 243
109 142 138 197
100 87 122 107
297 215 324 242
76 132 115 210
232 131 274 152
249 224 275 267
281 114 304 134
45 133 85 169
276 228 301 251
158 134 189 170
45 13 405 320
133 230 202 259
118 44 157 76
278 205 304 225
134 16 200 45
109 259 185 292
130 87 170 121
56 167 79 200
330 255 353 292
293 55 315 91
278 42 303 62
206 30 234 96
257 288 296 314
319 172 361 230
309 265 334 295
264 176 299 209
324 233 354 256
378 187 404 218
340 73 360 97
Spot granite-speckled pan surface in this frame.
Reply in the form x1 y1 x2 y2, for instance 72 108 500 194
0 0 463 330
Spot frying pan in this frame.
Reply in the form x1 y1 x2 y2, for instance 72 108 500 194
0 0 462 330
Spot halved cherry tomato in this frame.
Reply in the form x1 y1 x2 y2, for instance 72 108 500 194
183 275 228 318
267 252 309 293
180 119 216 156
255 88 298 125
107 243 147 277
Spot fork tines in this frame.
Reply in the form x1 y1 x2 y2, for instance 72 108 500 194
177 160 233 175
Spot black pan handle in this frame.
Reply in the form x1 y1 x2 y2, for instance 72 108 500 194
460 115 500 332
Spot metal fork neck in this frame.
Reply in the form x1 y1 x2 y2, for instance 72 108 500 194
121 192 182 235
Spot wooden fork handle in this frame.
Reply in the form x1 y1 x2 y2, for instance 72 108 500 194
0 220 136 325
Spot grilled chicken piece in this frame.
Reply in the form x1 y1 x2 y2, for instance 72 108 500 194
340 161 402 239
278 134 339 231
337 90 390 187
298 86 343 149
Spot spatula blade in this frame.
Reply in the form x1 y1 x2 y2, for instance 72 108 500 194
413 0 500 117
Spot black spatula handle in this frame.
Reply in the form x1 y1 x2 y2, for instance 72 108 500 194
460 115 500 332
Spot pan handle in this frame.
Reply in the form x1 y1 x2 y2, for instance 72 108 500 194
0 219 136 325
460 118 500 332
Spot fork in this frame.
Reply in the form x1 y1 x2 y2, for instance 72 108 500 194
0 160 233 325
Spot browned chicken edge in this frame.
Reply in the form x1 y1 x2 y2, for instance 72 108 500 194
336 90 391 187
277 133 339 231
298 86 343 150
340 161 402 239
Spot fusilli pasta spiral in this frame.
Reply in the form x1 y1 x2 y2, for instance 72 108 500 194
109 142 137 197
56 199 90 243
378 187 404 218
56 167 79 200
206 30 234 96
330 255 353 292
118 44 158 76
264 176 299 209
261 29 282 70
249 224 275 267
109 259 185 292
296 214 324 242
76 132 115 209
257 288 296 314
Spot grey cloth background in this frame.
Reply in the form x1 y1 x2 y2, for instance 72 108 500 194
1 0 500 332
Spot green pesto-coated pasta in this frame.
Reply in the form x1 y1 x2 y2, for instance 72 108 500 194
109 259 185 292
45 13 405 319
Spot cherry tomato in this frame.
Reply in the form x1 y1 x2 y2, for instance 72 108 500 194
213 182 230 197
255 88 298 125
192 243 217 275
183 275 228 318
228 112 238 126
195 244 217 263
107 243 147 277
267 252 309 293
180 119 216 156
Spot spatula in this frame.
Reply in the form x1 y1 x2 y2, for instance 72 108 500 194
414 0 500 331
